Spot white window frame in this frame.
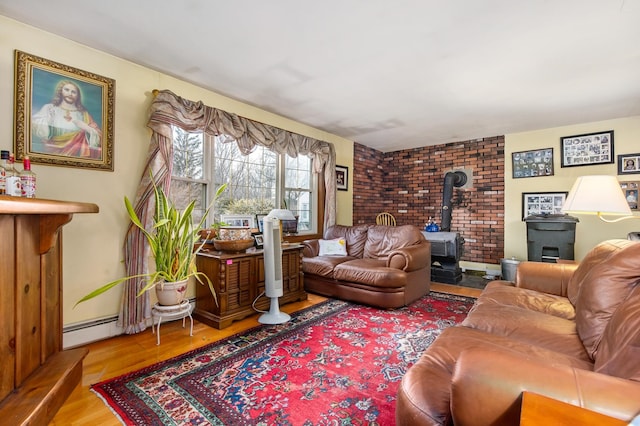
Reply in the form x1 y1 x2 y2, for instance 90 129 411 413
170 129 318 235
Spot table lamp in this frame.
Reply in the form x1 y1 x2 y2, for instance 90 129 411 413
266 209 296 241
561 175 636 223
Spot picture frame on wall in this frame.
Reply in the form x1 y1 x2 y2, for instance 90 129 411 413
617 153 640 175
336 165 348 191
560 130 614 168
512 148 554 178
620 181 638 210
521 191 568 219
14 50 115 171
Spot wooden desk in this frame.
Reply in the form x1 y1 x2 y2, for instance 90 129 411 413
194 244 306 329
520 391 627 426
0 196 98 425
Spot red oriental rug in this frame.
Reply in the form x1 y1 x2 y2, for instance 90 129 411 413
91 291 475 425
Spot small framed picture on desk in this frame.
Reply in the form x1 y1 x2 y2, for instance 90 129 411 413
253 233 264 249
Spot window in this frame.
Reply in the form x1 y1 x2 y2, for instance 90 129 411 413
284 155 314 231
170 127 317 234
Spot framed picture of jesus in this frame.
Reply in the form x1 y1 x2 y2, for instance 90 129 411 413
14 50 115 171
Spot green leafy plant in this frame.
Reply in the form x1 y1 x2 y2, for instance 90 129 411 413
76 179 227 306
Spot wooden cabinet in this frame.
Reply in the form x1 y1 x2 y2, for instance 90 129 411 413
194 245 306 329
0 196 98 425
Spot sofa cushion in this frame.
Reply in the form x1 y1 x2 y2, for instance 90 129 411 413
574 240 640 358
363 225 425 259
594 284 640 380
318 238 347 256
479 281 576 320
333 258 408 288
324 224 370 258
461 301 590 362
301 255 356 279
567 239 635 305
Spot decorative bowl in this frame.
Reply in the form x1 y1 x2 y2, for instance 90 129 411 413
213 238 254 252
217 227 252 241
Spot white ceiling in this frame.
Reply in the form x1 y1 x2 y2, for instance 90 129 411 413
2 1 639 152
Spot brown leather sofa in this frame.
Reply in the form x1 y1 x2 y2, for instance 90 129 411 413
302 224 431 308
397 239 640 425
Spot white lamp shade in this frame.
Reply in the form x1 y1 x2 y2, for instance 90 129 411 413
562 175 632 216
267 209 296 220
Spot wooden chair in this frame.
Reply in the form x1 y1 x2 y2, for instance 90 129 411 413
376 212 397 226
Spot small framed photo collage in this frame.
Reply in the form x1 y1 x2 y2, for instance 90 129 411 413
512 148 554 179
521 192 568 219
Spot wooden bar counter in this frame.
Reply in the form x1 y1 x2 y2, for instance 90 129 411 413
0 196 98 425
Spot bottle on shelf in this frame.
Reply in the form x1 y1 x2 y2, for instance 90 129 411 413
5 152 22 197
0 150 7 195
20 156 36 198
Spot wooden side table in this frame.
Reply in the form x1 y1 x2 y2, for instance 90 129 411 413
194 244 306 329
520 391 627 426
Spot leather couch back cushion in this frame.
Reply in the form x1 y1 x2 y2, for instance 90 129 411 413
364 225 425 259
568 239 634 305
575 240 640 358
324 224 369 258
594 284 640 380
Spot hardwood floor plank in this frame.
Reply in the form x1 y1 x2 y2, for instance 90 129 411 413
51 286 478 424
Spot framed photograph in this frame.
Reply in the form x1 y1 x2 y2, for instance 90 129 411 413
560 130 614 168
255 214 268 233
617 153 640 175
521 191 568 219
14 50 115 171
512 148 554 178
220 214 255 228
620 181 639 210
252 232 264 249
336 165 348 191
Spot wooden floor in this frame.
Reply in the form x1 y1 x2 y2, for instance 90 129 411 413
51 283 481 425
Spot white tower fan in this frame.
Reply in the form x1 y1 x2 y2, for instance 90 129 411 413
258 217 291 324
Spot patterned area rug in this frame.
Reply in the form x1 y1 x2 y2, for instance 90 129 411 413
92 291 475 425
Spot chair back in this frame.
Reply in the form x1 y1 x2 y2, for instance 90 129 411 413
376 212 396 226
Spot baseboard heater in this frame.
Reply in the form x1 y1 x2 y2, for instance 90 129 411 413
63 298 196 348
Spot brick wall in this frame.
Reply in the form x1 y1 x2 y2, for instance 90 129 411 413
352 137 505 264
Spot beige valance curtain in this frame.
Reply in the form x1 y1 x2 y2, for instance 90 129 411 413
118 89 337 334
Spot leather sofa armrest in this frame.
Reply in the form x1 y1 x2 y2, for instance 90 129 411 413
387 242 431 272
302 239 320 257
450 348 640 426
515 261 579 296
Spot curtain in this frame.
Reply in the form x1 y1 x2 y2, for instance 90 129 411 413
118 89 337 333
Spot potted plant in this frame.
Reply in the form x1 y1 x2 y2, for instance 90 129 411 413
76 178 227 306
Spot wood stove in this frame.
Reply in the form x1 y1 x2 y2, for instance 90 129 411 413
422 169 468 284
422 231 465 283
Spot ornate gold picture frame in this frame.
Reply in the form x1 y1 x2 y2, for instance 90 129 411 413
14 50 115 171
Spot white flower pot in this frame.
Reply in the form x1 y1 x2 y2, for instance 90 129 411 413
155 279 188 306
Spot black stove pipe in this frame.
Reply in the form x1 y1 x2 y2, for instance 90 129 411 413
441 171 467 231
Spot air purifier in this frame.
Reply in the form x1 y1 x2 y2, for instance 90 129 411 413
258 217 290 324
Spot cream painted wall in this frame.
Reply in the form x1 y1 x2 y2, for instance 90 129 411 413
0 15 354 326
505 116 640 262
